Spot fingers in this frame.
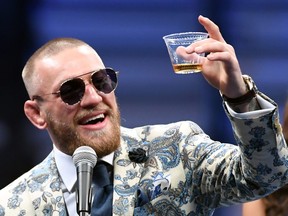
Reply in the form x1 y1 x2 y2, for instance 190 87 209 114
193 40 225 53
198 15 225 43
198 42 236 65
183 15 236 64
185 15 227 54
186 38 234 59
206 51 234 64
176 46 205 64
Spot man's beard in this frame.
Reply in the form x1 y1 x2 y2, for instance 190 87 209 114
46 107 121 157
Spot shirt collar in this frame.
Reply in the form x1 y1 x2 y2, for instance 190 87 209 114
53 145 114 193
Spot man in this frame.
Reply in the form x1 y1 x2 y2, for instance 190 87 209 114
0 15 287 216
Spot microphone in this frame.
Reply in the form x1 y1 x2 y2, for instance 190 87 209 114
72 146 97 216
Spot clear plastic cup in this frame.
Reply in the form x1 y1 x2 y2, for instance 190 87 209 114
163 32 208 74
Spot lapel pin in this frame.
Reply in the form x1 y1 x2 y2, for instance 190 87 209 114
128 148 149 163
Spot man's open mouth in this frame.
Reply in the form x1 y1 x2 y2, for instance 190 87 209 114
81 113 105 125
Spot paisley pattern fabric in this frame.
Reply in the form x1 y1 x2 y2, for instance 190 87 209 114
0 95 287 216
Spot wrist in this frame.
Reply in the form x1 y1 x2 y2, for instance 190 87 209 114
222 75 257 105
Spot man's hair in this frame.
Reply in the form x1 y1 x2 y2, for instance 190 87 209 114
22 37 90 97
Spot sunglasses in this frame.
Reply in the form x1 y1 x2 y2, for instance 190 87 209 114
33 68 118 105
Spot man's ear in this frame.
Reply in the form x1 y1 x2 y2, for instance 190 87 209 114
24 100 47 129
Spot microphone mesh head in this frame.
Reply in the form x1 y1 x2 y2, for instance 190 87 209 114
72 146 97 167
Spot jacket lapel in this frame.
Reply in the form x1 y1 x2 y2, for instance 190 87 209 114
28 153 66 215
112 136 143 216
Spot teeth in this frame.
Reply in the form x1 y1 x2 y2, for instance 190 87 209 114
84 113 104 124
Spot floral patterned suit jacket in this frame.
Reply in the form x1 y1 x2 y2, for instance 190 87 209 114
0 95 287 216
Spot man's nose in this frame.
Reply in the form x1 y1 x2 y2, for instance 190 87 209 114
80 83 103 107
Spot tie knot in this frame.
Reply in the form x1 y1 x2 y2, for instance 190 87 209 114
93 161 113 188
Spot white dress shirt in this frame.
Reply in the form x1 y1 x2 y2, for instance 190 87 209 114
53 145 114 216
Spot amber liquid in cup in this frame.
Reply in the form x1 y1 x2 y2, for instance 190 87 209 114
173 63 202 74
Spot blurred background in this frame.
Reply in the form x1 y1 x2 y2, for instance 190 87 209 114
0 0 287 215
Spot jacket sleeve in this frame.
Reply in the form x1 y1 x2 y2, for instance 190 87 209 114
186 91 287 208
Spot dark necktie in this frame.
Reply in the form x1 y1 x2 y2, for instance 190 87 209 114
91 161 113 216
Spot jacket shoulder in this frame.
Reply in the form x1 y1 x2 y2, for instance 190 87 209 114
0 152 63 214
121 120 203 137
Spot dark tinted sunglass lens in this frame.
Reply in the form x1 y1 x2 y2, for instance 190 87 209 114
91 68 117 94
59 79 85 105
